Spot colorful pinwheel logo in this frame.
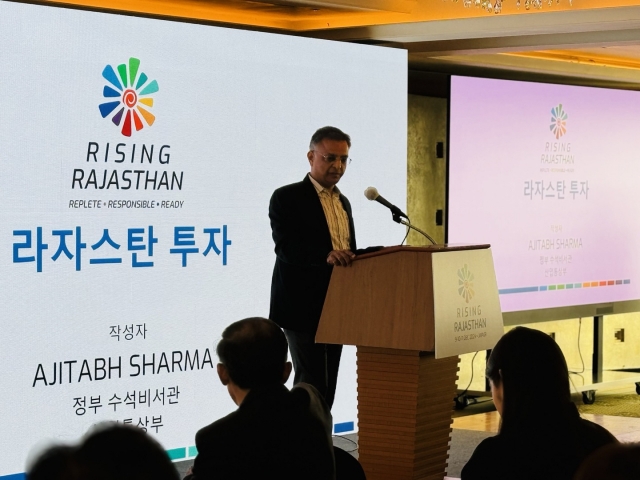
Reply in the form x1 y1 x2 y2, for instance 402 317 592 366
98 58 158 137
550 104 568 139
457 264 475 304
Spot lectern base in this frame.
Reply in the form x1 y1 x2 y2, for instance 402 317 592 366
356 347 459 480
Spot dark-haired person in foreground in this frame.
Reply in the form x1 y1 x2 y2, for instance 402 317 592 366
269 126 356 409
185 317 335 480
27 423 179 480
27 445 78 480
461 327 617 480
75 423 179 480
574 442 640 480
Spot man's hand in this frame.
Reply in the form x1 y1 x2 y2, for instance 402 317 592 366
326 249 355 267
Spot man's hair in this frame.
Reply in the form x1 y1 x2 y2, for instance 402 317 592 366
309 126 351 150
75 423 179 480
28 445 79 480
27 423 179 480
216 317 288 389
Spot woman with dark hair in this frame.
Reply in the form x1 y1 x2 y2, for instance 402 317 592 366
461 327 617 480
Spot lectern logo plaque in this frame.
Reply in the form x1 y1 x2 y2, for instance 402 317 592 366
457 264 475 303
433 250 504 358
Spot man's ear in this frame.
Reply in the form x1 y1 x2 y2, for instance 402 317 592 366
282 361 292 384
217 363 230 386
307 150 314 165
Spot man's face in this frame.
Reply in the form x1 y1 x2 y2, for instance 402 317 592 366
307 138 349 189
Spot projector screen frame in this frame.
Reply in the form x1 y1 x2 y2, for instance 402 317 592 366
445 73 640 324
0 0 408 475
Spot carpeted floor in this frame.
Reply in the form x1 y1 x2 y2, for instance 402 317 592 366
577 393 640 417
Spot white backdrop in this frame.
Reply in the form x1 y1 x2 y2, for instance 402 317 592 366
0 1 407 476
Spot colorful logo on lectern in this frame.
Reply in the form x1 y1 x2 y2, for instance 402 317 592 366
457 264 475 304
550 104 568 139
98 58 159 137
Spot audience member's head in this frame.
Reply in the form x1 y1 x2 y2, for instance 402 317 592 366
574 443 640 480
75 423 178 480
216 317 291 392
77 423 179 480
28 424 178 480
27 445 79 480
486 326 571 432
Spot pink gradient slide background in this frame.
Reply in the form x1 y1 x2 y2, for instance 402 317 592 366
449 76 640 313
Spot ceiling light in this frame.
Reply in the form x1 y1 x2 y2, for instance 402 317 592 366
453 0 573 14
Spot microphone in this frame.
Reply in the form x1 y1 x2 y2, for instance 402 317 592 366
364 186 436 244
364 187 409 219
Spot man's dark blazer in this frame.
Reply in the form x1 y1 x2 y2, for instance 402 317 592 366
187 384 335 480
269 175 356 333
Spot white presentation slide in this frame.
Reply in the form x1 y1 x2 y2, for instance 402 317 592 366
449 75 640 313
0 1 407 476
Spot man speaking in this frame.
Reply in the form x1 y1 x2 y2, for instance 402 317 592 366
269 126 356 409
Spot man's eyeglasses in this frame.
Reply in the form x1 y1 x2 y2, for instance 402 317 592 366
312 151 352 165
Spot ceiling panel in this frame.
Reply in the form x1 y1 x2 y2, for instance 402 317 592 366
37 0 640 87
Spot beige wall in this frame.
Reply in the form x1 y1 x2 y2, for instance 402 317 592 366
406 95 447 246
406 94 640 393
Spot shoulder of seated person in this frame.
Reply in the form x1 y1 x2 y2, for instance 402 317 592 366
461 436 503 479
577 417 618 442
291 383 323 403
195 411 239 441
468 434 505 461
292 382 321 396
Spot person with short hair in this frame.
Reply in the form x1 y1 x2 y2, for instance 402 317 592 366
27 445 79 480
186 317 335 480
75 423 179 480
27 423 178 480
461 327 617 480
269 126 356 408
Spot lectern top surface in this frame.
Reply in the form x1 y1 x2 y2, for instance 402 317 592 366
354 244 490 261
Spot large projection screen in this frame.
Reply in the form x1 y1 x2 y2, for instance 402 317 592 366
0 1 407 476
448 75 640 323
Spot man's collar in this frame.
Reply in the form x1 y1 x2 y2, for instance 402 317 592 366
239 383 289 408
308 173 340 195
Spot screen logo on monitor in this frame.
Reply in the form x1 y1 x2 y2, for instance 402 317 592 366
550 104 568 139
457 264 475 303
98 58 159 137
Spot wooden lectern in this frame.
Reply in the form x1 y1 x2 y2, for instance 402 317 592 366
316 245 494 480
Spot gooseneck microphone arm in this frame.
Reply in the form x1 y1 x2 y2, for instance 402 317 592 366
392 214 437 245
364 186 437 245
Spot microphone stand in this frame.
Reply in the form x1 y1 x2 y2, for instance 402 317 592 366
392 214 437 245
